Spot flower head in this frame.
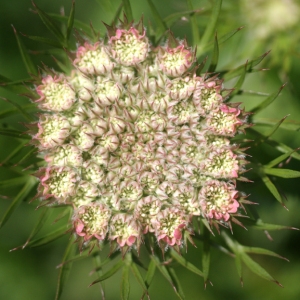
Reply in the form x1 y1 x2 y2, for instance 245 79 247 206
32 20 248 249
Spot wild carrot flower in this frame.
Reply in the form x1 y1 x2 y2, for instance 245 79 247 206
31 19 249 250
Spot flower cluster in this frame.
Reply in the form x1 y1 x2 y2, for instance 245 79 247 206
31 20 249 250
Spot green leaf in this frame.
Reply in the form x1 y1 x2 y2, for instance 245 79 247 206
25 226 67 248
263 167 300 178
202 226 210 283
242 246 289 261
0 75 34 94
0 176 31 188
55 237 76 300
170 249 204 278
146 0 167 42
32 1 67 47
230 61 247 97
144 259 156 288
1 97 33 122
198 0 222 54
168 268 185 300
208 33 219 72
244 219 298 231
89 259 123 286
200 26 244 54
25 35 62 48
22 208 51 248
222 51 270 81
235 254 243 285
12 26 37 76
122 0 133 23
0 129 30 140
0 141 27 165
151 255 184 299
164 9 202 29
0 104 36 119
261 174 283 203
253 118 300 131
66 1 75 41
266 149 299 168
48 14 94 38
251 84 286 114
121 264 130 300
185 0 200 45
130 263 148 296
241 252 282 286
0 178 36 229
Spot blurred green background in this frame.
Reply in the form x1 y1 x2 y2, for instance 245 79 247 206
0 0 300 299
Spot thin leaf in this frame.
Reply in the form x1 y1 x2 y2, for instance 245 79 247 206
146 0 167 41
89 259 123 286
0 178 36 229
261 174 283 203
231 61 247 97
151 256 183 299
0 75 34 94
235 254 243 285
32 1 66 46
12 25 37 75
198 0 222 54
242 246 289 261
266 149 299 168
130 263 148 295
0 104 36 119
26 226 67 248
168 268 185 300
1 97 33 122
200 26 244 54
170 249 204 278
22 208 51 248
111 3 124 27
66 1 75 40
244 219 298 231
48 14 94 38
164 9 202 29
208 33 219 72
253 117 300 131
202 226 210 283
241 252 282 286
251 84 286 114
222 51 270 81
144 259 156 288
55 237 76 300
0 129 30 139
264 115 290 141
185 0 200 45
263 168 300 178
122 0 133 23
0 141 27 166
0 176 31 188
25 35 62 48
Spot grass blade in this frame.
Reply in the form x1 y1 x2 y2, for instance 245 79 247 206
185 0 200 45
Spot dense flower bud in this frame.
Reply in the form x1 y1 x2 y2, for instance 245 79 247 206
199 180 239 221
36 75 76 112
